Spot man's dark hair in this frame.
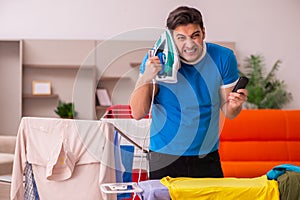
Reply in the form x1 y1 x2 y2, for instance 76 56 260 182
166 6 204 30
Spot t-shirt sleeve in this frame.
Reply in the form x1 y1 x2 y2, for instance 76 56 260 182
221 50 239 87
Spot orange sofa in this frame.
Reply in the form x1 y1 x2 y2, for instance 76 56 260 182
219 109 300 178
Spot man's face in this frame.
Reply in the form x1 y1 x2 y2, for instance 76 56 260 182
173 23 206 63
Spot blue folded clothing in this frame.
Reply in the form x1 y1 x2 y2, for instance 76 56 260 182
138 180 170 200
266 164 300 180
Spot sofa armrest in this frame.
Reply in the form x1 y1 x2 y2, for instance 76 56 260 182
0 136 16 154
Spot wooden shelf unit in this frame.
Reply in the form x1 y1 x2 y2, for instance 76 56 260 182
130 62 141 68
21 40 97 120
22 94 59 99
23 64 95 69
1 39 155 132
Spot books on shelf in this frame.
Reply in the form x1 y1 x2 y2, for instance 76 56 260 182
97 89 112 106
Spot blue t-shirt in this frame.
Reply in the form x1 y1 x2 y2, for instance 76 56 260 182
140 42 239 156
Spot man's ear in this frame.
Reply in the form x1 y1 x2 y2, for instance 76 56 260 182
202 27 206 40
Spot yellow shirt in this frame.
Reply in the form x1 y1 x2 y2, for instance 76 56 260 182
160 175 279 200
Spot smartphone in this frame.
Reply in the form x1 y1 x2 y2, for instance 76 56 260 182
232 76 249 93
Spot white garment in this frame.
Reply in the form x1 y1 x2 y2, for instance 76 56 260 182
102 118 151 151
11 117 117 200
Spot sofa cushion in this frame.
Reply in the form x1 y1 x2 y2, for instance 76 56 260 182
219 109 300 178
220 110 288 141
0 153 14 175
220 141 300 161
221 161 300 178
0 153 14 163
285 111 300 140
0 136 16 154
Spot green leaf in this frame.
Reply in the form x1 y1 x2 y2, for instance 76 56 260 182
240 54 292 109
54 100 77 118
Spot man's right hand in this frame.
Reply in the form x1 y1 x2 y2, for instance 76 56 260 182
130 56 161 120
140 56 162 84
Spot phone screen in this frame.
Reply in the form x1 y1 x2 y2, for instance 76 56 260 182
232 77 249 93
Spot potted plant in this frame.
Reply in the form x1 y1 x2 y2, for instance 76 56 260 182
54 100 76 119
240 54 292 109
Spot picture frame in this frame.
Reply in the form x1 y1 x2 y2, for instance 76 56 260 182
96 89 112 106
32 81 52 95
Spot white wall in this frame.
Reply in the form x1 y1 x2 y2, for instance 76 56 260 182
1 0 300 108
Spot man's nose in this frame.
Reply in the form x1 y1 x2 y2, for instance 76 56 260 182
185 38 195 48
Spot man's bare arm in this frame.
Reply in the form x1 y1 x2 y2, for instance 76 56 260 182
130 56 162 120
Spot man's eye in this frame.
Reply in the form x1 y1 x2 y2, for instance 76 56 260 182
192 34 200 39
177 36 185 41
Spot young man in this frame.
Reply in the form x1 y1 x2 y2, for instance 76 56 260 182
130 6 248 179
